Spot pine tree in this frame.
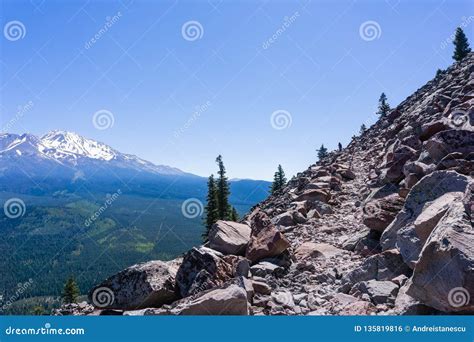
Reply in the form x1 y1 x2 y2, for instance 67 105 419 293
435 69 443 78
338 142 342 152
62 277 79 304
203 174 219 240
360 124 367 134
215 155 231 220
271 164 287 194
317 144 328 160
230 207 239 222
377 93 390 117
452 27 471 62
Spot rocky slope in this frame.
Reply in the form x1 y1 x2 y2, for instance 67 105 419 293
56 53 473 316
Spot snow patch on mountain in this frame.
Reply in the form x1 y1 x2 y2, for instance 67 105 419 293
0 130 188 176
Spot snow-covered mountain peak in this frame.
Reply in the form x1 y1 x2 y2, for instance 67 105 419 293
40 130 116 161
0 130 189 177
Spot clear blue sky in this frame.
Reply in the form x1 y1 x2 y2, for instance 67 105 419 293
0 0 472 180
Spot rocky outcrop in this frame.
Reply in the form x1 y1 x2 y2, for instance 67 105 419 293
381 171 471 268
79 53 474 316
421 129 474 164
340 249 411 292
209 220 251 255
350 280 399 305
406 185 474 312
175 247 233 298
245 212 290 263
88 259 180 310
362 194 405 232
140 283 249 315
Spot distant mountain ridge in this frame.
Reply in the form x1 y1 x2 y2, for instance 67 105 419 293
0 130 272 196
0 131 190 178
0 131 271 308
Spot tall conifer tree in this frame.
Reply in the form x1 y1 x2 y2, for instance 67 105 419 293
215 155 231 220
203 174 219 240
271 164 287 194
452 27 471 61
377 93 391 117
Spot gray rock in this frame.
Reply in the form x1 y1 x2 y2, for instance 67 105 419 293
88 259 180 310
252 280 272 295
351 280 399 305
245 212 290 263
381 171 470 268
340 249 411 292
379 142 417 183
143 284 249 315
421 129 474 163
250 261 283 277
362 194 405 232
295 242 344 260
294 189 331 203
175 247 233 298
394 280 436 315
406 185 474 312
209 220 251 255
272 212 295 227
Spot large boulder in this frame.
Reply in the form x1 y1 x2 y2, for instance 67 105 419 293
420 129 474 164
340 249 411 293
342 228 381 255
406 184 474 313
418 120 448 141
381 171 470 268
436 152 474 175
379 142 417 183
88 259 181 310
250 261 284 277
350 280 399 305
307 200 334 215
141 283 249 315
272 212 295 227
175 247 233 298
362 194 405 232
394 280 438 315
208 220 251 255
294 189 331 203
245 212 290 263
